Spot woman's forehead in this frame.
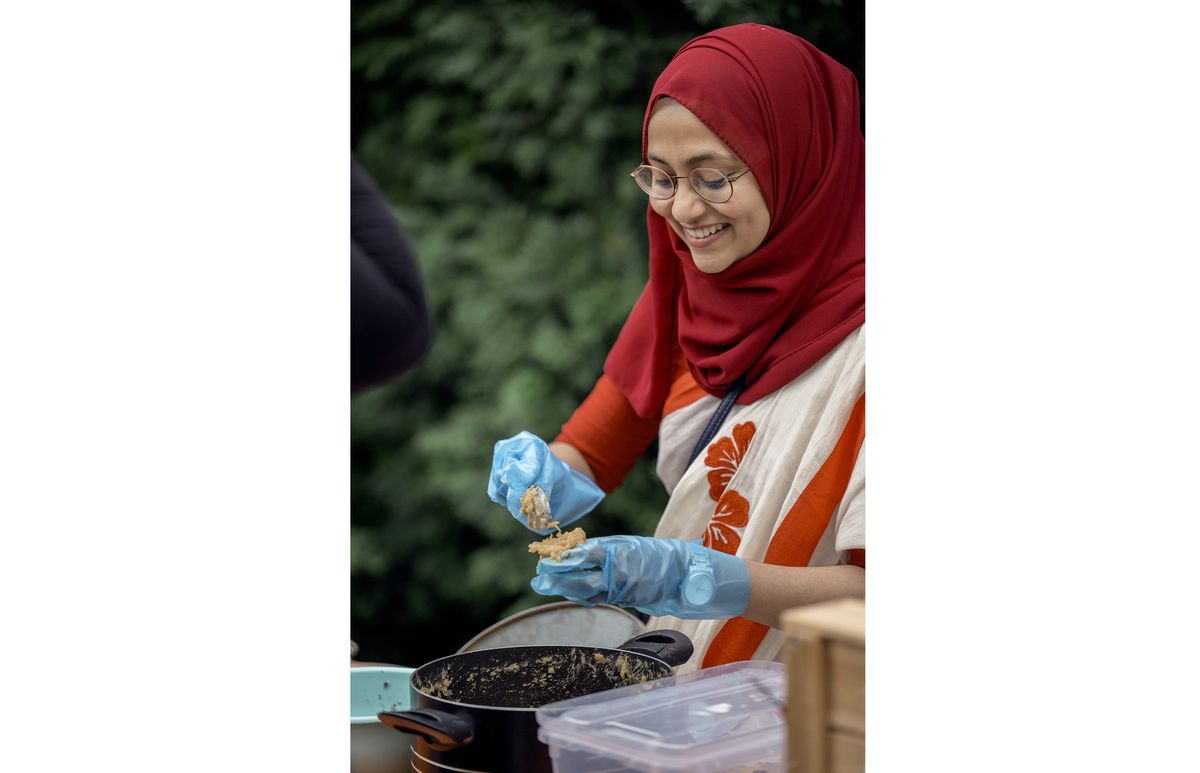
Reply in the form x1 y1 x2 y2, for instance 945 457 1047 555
646 98 738 163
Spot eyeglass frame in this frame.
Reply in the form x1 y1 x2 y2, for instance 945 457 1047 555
629 164 752 204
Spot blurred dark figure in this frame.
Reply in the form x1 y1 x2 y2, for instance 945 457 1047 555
351 158 432 392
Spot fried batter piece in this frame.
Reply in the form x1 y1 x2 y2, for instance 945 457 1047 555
528 527 586 561
520 485 556 532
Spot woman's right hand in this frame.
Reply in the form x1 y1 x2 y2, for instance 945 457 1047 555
487 431 605 533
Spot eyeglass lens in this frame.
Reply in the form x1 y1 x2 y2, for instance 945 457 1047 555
633 166 734 203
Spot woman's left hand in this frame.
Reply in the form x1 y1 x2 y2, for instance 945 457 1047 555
531 535 750 620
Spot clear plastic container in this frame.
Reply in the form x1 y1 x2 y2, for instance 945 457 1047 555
535 660 786 773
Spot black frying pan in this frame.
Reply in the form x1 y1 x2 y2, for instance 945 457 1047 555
379 630 693 773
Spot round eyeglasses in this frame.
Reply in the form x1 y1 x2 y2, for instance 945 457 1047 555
629 164 751 204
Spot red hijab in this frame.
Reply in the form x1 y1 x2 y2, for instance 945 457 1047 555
604 24 865 417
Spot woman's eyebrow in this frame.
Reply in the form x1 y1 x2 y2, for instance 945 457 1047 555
647 151 739 166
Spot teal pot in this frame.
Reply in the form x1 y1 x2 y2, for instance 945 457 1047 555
351 666 415 773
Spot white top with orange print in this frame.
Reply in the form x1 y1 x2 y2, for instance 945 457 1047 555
648 325 865 672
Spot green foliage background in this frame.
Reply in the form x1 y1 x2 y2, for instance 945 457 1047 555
351 0 863 666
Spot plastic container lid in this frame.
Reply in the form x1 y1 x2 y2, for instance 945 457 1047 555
535 660 786 773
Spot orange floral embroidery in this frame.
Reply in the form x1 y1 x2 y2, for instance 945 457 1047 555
704 422 756 502
704 490 749 554
700 421 757 555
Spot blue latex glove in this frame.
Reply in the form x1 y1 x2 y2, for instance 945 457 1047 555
487 431 605 534
531 535 750 620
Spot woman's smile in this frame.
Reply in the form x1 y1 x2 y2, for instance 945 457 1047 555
681 222 729 246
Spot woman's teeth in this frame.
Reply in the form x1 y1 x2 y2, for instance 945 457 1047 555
684 223 727 239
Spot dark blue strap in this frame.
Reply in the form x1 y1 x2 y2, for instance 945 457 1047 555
687 375 746 466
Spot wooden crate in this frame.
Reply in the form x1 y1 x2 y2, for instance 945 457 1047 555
782 598 865 773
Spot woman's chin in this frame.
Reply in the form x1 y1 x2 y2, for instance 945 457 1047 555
690 249 737 274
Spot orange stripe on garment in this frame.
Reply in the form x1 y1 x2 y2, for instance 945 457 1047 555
702 392 866 668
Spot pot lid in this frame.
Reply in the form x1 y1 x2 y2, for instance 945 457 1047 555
457 602 646 653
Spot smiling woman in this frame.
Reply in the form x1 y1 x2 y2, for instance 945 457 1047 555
488 23 866 672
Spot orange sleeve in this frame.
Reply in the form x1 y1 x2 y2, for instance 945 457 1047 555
662 343 711 416
848 549 866 568
554 374 660 493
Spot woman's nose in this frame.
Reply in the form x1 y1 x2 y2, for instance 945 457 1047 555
671 181 709 222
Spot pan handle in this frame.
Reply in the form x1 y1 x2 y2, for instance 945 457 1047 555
616 629 694 667
377 708 475 752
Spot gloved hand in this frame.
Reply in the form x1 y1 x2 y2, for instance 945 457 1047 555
487 431 605 534
531 535 750 620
